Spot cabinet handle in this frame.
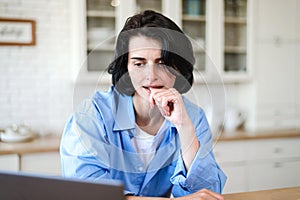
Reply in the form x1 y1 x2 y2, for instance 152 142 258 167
273 147 283 154
273 162 283 168
273 36 282 47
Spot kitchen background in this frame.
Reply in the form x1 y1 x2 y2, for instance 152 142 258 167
0 0 299 136
0 0 299 194
0 0 73 135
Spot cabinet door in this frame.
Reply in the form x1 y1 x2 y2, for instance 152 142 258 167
213 140 246 163
256 0 297 39
253 0 299 130
86 0 116 71
255 42 297 130
247 159 300 191
182 0 206 71
213 141 247 193
223 0 248 72
0 154 19 171
246 138 300 161
220 162 247 194
20 152 61 176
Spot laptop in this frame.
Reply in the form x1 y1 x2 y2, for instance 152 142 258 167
0 171 125 200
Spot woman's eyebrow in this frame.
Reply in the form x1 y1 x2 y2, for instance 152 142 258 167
130 57 162 62
130 57 146 61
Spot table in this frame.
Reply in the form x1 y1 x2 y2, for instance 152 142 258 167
223 187 300 200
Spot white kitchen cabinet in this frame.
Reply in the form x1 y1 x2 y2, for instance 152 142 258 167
247 0 299 131
213 137 300 194
245 138 300 191
213 140 248 193
213 140 246 163
254 41 297 130
247 159 300 191
20 152 61 176
245 138 300 160
256 0 297 40
0 152 61 176
72 0 253 83
0 154 19 171
220 162 247 193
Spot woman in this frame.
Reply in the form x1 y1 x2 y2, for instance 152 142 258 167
60 10 226 199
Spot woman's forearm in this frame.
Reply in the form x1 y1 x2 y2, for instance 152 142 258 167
176 117 199 171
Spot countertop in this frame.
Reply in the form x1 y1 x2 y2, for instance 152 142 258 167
223 186 300 200
217 129 300 142
0 129 300 155
0 134 60 155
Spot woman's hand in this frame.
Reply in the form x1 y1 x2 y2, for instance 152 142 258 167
149 87 188 127
175 189 224 200
126 189 224 200
149 87 199 170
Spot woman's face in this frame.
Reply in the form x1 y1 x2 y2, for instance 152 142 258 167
127 36 176 100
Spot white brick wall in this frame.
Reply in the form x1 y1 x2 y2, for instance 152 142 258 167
0 0 73 135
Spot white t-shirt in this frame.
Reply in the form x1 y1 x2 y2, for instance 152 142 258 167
131 120 168 168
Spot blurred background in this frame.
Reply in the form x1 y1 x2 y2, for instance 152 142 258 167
0 0 299 194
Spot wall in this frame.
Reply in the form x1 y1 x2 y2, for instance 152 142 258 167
0 0 73 135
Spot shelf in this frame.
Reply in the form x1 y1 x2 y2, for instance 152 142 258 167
182 14 206 22
224 17 247 24
87 10 115 18
225 46 246 54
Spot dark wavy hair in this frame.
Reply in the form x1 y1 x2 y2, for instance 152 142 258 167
108 10 195 95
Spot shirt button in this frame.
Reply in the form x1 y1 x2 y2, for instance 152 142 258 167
138 166 143 172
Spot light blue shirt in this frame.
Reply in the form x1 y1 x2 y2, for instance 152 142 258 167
60 86 226 197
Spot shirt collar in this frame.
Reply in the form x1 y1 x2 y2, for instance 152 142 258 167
113 90 136 131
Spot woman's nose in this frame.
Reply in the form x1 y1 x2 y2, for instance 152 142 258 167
146 63 158 81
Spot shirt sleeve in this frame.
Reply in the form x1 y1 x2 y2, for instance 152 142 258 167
170 108 227 197
60 98 112 182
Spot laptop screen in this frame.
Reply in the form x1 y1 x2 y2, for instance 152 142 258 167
0 171 125 200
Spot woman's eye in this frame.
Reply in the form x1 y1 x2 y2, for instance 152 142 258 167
134 62 145 67
157 62 167 68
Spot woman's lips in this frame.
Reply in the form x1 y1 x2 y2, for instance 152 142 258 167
143 86 164 89
143 86 163 94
